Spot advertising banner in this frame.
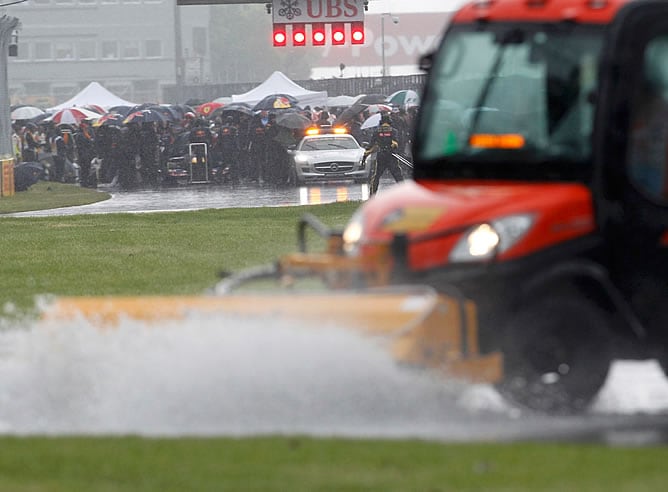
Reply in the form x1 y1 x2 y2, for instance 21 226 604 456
313 12 451 70
272 0 365 24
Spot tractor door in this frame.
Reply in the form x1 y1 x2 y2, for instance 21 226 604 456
594 1 668 339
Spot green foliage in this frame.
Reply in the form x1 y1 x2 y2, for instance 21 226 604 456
209 4 319 84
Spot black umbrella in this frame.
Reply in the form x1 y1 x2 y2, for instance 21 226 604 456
14 162 46 191
252 94 300 112
221 102 254 117
108 105 134 116
336 103 369 125
275 111 312 130
145 104 179 122
172 104 196 118
93 113 125 128
123 109 166 125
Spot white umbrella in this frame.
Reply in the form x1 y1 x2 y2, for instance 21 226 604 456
11 106 45 120
46 107 101 125
360 113 382 130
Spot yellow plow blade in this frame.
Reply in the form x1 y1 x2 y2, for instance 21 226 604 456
44 288 502 384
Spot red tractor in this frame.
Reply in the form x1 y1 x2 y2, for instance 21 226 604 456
331 0 668 413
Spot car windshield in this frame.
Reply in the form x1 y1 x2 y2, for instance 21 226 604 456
300 136 359 151
415 22 604 182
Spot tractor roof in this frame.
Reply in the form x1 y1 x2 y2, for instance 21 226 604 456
453 0 632 24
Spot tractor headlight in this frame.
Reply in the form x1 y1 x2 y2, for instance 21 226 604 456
342 211 364 256
449 214 534 262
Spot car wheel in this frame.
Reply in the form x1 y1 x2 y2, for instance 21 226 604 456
495 297 613 415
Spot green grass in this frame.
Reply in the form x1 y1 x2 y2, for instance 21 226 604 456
0 203 358 315
0 437 666 492
0 181 110 214
1 189 667 491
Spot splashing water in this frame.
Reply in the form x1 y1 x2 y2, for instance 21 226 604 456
1 311 668 441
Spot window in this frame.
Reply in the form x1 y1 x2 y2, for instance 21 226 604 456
101 40 118 59
34 42 52 60
121 40 140 59
78 40 96 60
627 35 668 202
54 41 75 60
416 24 603 183
145 39 162 58
14 42 29 61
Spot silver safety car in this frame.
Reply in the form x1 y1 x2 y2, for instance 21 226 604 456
288 129 368 185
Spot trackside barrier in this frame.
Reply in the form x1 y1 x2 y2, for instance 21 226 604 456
0 156 14 197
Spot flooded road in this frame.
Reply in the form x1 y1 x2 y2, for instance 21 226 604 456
2 311 668 444
7 179 380 217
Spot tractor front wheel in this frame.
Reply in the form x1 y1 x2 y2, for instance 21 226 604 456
495 297 613 415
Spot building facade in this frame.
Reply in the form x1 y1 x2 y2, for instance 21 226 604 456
6 1 211 107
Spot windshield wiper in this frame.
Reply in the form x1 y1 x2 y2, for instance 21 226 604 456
466 28 525 142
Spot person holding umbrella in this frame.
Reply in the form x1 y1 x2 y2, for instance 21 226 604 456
52 126 69 182
22 123 40 162
217 116 240 183
74 119 97 188
364 112 404 196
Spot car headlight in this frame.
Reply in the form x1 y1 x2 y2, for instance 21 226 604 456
294 153 310 164
342 210 365 256
449 214 535 262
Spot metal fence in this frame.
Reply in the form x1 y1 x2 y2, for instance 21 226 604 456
163 73 427 106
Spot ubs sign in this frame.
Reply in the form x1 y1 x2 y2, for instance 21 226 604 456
272 0 365 24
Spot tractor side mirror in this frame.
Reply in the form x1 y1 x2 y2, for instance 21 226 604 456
419 52 434 72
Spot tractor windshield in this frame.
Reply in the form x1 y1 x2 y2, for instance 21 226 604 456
414 23 604 182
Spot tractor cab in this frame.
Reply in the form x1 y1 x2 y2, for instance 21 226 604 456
334 0 668 413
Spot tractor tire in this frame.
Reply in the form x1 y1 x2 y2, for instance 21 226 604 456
495 297 613 415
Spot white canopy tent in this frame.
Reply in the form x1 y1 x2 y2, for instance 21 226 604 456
47 82 136 111
327 95 357 107
231 71 327 109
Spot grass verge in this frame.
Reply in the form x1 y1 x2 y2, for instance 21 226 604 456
0 181 110 214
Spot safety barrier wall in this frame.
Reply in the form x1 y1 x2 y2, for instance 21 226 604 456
1 156 15 197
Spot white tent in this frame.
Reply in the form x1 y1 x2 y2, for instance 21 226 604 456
327 95 357 108
231 71 327 109
48 82 136 111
